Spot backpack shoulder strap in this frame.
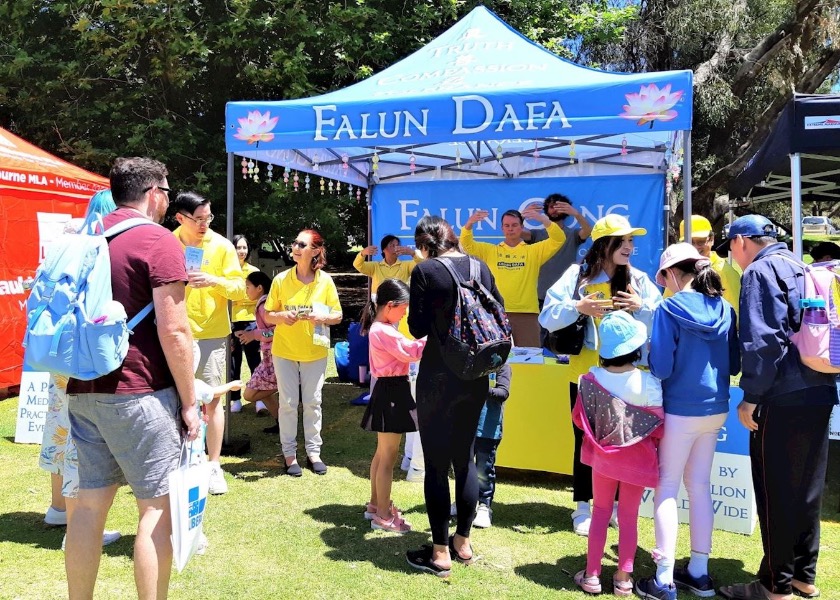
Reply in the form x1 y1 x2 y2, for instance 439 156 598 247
102 218 161 239
127 302 154 330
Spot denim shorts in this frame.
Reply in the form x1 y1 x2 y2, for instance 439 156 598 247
68 387 182 500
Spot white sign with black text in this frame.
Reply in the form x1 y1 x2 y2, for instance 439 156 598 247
15 371 51 444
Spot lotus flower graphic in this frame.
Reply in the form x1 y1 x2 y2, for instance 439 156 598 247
620 84 683 128
234 110 279 144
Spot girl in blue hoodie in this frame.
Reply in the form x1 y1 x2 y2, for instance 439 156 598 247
636 243 740 600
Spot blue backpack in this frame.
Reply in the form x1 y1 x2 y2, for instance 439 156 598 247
23 217 158 380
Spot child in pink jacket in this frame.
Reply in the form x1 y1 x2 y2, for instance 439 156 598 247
572 310 664 596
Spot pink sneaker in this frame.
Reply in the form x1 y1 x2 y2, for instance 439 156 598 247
574 570 602 595
364 502 402 521
371 514 411 533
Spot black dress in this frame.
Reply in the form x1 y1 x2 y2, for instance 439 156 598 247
360 375 418 433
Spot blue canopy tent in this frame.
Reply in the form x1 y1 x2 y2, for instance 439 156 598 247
224 6 695 257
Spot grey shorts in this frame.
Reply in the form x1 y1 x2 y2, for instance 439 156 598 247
195 338 227 388
68 387 182 500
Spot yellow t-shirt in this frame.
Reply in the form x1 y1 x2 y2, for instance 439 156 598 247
352 252 418 291
460 222 565 313
265 267 342 362
567 280 612 381
174 228 246 340
662 251 741 319
232 262 260 322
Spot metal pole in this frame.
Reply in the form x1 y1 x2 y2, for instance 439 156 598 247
224 152 234 445
682 130 692 241
791 153 803 258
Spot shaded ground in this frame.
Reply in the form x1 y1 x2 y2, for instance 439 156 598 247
330 271 368 341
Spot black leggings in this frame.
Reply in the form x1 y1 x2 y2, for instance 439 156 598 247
417 369 487 546
569 381 593 502
230 321 261 401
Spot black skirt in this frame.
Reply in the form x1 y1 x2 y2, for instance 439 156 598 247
360 375 418 433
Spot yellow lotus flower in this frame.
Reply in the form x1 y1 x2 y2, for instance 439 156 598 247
620 84 683 127
234 111 279 144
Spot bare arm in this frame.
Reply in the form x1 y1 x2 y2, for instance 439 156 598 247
154 281 199 440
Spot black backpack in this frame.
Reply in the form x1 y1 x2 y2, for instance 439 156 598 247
434 257 513 380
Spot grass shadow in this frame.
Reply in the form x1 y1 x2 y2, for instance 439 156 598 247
515 554 585 593
0 511 66 550
305 503 430 575
490 501 573 535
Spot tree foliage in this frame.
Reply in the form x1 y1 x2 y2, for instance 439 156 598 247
1 0 838 246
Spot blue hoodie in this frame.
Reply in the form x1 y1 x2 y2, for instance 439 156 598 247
649 291 740 416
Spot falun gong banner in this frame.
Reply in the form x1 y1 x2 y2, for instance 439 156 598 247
370 174 666 280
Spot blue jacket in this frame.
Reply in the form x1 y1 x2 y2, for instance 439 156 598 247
476 364 511 439
739 243 835 405
650 291 739 416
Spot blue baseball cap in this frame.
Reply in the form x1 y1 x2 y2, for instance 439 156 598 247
598 311 647 360
715 214 777 253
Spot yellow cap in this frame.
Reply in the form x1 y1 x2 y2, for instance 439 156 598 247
591 214 647 242
679 215 713 239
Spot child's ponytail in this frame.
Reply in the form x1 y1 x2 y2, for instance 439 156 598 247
359 279 410 335
690 263 723 298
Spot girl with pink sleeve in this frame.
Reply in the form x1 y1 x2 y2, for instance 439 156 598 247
359 279 426 533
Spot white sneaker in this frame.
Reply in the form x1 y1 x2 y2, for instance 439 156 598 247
229 399 242 413
44 506 67 526
208 462 228 495
450 502 458 517
571 507 591 537
406 467 425 483
62 530 121 551
254 400 269 415
400 455 412 471
195 532 209 555
473 504 492 528
609 504 619 529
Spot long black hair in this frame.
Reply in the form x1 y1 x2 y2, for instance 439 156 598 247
581 236 631 297
669 259 723 298
359 279 410 335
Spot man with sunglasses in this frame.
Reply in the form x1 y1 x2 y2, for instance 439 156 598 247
172 192 245 495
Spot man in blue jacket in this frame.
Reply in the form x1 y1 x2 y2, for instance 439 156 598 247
717 215 836 600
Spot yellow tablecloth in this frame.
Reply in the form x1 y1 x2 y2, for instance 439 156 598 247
495 359 575 475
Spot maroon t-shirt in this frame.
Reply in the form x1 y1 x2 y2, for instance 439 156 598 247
68 207 188 395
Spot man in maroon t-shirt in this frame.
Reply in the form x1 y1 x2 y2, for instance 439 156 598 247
65 157 199 599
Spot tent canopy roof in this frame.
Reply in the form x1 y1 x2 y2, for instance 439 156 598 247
0 127 107 199
730 94 840 203
225 6 692 188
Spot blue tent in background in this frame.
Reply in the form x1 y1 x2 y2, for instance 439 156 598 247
224 6 697 241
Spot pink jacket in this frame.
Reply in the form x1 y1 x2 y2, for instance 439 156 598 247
572 372 664 488
368 321 426 378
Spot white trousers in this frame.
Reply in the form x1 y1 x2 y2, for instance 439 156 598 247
272 356 328 458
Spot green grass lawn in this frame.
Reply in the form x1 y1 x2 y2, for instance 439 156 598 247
1 356 839 599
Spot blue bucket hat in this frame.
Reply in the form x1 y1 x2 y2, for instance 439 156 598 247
598 310 647 359
715 214 777 253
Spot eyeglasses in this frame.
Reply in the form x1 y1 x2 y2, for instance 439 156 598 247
291 240 310 249
143 185 171 196
180 213 214 226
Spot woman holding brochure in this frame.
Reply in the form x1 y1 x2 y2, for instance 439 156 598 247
264 229 342 477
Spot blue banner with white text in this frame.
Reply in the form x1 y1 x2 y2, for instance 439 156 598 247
371 174 666 280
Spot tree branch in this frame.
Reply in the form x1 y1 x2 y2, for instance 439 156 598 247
693 0 747 87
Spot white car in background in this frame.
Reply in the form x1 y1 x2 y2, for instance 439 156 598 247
802 216 837 235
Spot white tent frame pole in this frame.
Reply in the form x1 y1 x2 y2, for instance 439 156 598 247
791 152 803 258
682 130 692 241
224 151 235 445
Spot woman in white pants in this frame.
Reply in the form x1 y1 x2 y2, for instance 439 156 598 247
264 229 342 477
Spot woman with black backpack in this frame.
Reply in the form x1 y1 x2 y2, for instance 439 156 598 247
405 215 505 578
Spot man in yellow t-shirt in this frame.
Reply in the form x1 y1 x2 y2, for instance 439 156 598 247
173 192 245 495
668 215 741 317
353 233 420 291
461 204 565 346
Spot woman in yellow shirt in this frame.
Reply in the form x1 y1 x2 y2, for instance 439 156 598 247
265 229 342 477
539 214 661 537
230 234 261 413
353 234 419 290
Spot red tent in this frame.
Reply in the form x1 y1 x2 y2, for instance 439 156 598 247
0 127 108 389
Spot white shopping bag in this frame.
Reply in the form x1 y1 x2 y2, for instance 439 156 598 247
169 441 210 573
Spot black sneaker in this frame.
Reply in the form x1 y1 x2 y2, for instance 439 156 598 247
263 420 279 434
635 576 677 600
673 565 716 597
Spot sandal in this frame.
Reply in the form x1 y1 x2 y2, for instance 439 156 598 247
571 507 592 537
792 582 821 598
406 545 451 578
364 502 402 521
448 534 480 565
719 581 775 600
613 576 634 597
573 570 602 595
371 514 411 533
